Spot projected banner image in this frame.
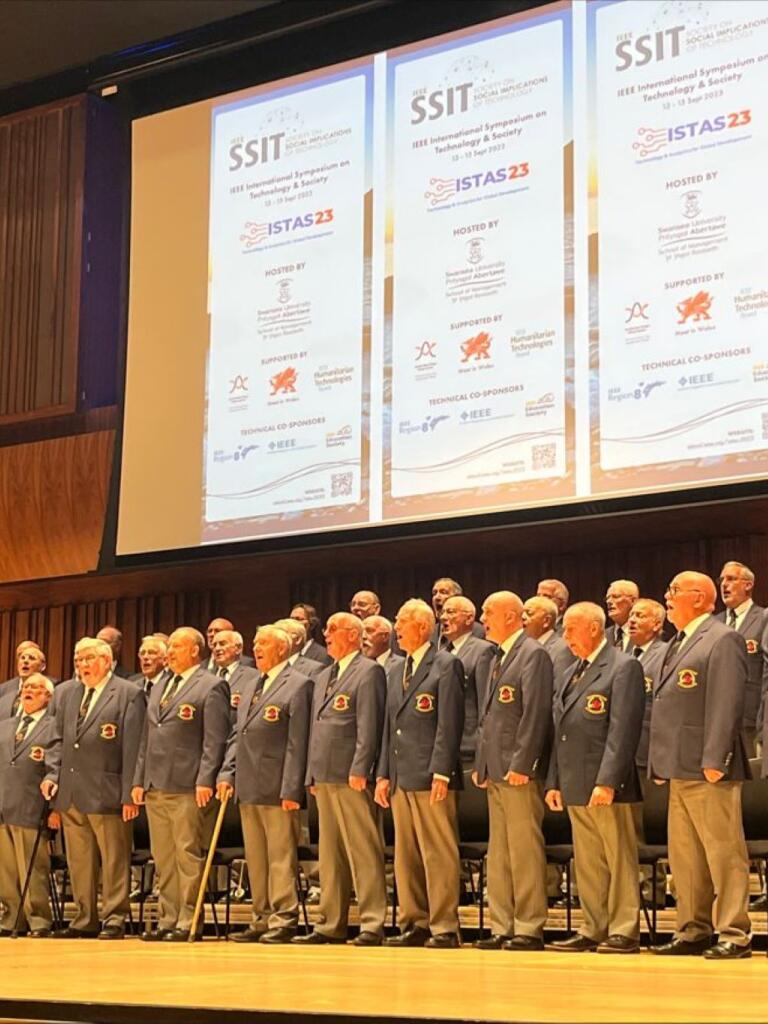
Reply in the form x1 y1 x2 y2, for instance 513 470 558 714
383 4 575 523
589 0 768 494
203 63 374 542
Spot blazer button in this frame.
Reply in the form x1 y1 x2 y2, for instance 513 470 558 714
70 768 75 773
74 743 79 749
396 729 401 736
561 735 566 742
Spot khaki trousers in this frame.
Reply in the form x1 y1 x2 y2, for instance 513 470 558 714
0 824 51 931
314 783 387 938
391 788 460 936
145 790 203 932
568 802 640 941
486 781 548 938
240 802 300 931
61 806 132 931
668 779 751 945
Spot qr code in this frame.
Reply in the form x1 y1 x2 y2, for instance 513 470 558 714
532 443 556 470
763 412 768 440
331 472 353 497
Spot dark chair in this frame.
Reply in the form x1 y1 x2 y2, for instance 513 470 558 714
130 806 154 930
637 780 669 943
542 803 574 934
743 759 768 933
381 803 397 930
457 773 489 934
297 796 319 932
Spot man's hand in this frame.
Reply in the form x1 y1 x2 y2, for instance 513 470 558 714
281 799 300 811
47 811 61 831
545 789 563 812
506 771 529 787
430 777 448 806
122 803 140 822
374 778 390 809
196 785 213 808
348 774 367 792
588 785 615 807
703 768 724 784
40 779 58 801
471 771 487 790
216 782 234 801
131 786 146 805
308 784 317 797
653 778 668 786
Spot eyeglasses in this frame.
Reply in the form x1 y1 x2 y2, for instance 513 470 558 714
666 585 702 597
73 653 100 665
718 575 747 585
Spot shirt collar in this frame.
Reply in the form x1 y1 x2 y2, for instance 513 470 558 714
585 638 607 664
376 649 391 667
175 664 199 685
500 628 524 655
451 632 471 653
409 641 432 670
336 650 359 678
538 629 554 645
266 658 289 684
733 599 753 618
682 613 710 640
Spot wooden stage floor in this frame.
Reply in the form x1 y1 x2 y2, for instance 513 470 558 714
0 939 764 1024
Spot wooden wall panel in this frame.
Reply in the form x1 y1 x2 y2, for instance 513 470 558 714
0 429 114 581
0 96 86 422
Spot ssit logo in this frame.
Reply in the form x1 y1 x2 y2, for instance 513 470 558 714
615 25 684 71
460 331 492 363
270 368 298 395
229 132 285 172
411 82 472 125
677 291 713 324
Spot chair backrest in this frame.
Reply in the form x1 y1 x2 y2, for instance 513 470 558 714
132 806 151 850
457 770 489 843
742 759 768 842
542 802 572 846
216 797 245 850
641 780 669 846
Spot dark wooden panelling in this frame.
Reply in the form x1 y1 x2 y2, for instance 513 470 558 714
0 429 114 582
0 96 86 423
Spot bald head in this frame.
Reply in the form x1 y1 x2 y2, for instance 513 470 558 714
563 601 606 659
167 627 205 674
361 615 392 660
97 626 122 659
605 579 639 627
627 598 666 647
536 579 569 616
666 571 716 630
207 617 234 649
522 595 559 640
324 612 363 661
350 590 381 619
480 591 523 645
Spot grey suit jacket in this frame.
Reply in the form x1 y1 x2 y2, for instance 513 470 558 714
649 616 749 782
453 634 496 757
133 667 230 793
220 663 260 721
303 640 333 667
475 633 553 784
542 632 578 683
291 655 326 680
0 711 59 829
45 675 146 814
716 604 767 730
377 645 465 792
0 678 22 719
546 643 644 806
633 638 667 769
431 620 484 647
306 653 385 785
219 664 313 806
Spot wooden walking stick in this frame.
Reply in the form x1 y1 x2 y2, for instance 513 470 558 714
189 790 231 942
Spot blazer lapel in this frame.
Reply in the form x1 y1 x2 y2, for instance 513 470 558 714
77 679 118 739
15 710 50 757
562 653 604 716
739 605 761 636
397 647 433 715
483 635 525 715
159 668 201 720
249 665 291 721
319 656 358 713
657 618 712 691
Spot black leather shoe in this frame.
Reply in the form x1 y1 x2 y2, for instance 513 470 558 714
502 935 545 951
385 927 430 947
425 932 460 949
553 895 580 910
703 941 752 960
163 928 198 942
55 927 99 939
474 934 510 950
349 931 382 946
548 934 598 952
29 928 52 938
140 928 173 942
0 930 13 938
291 930 346 945
597 934 639 954
651 936 712 956
260 927 297 944
99 926 125 940
750 893 768 912
231 927 266 943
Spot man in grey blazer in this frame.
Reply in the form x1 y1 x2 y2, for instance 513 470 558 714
0 643 49 719
205 618 256 671
276 619 326 680
295 613 387 946
362 615 404 675
716 560 766 756
291 603 333 666
546 602 645 954
604 580 639 652
473 591 553 951
626 598 668 906
0 674 57 936
41 637 146 939
134 634 170 695
441 595 496 760
209 628 260 720
523 596 577 682
650 571 751 960
217 625 313 943
536 579 570 635
131 626 230 942
430 578 484 647
376 599 465 948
